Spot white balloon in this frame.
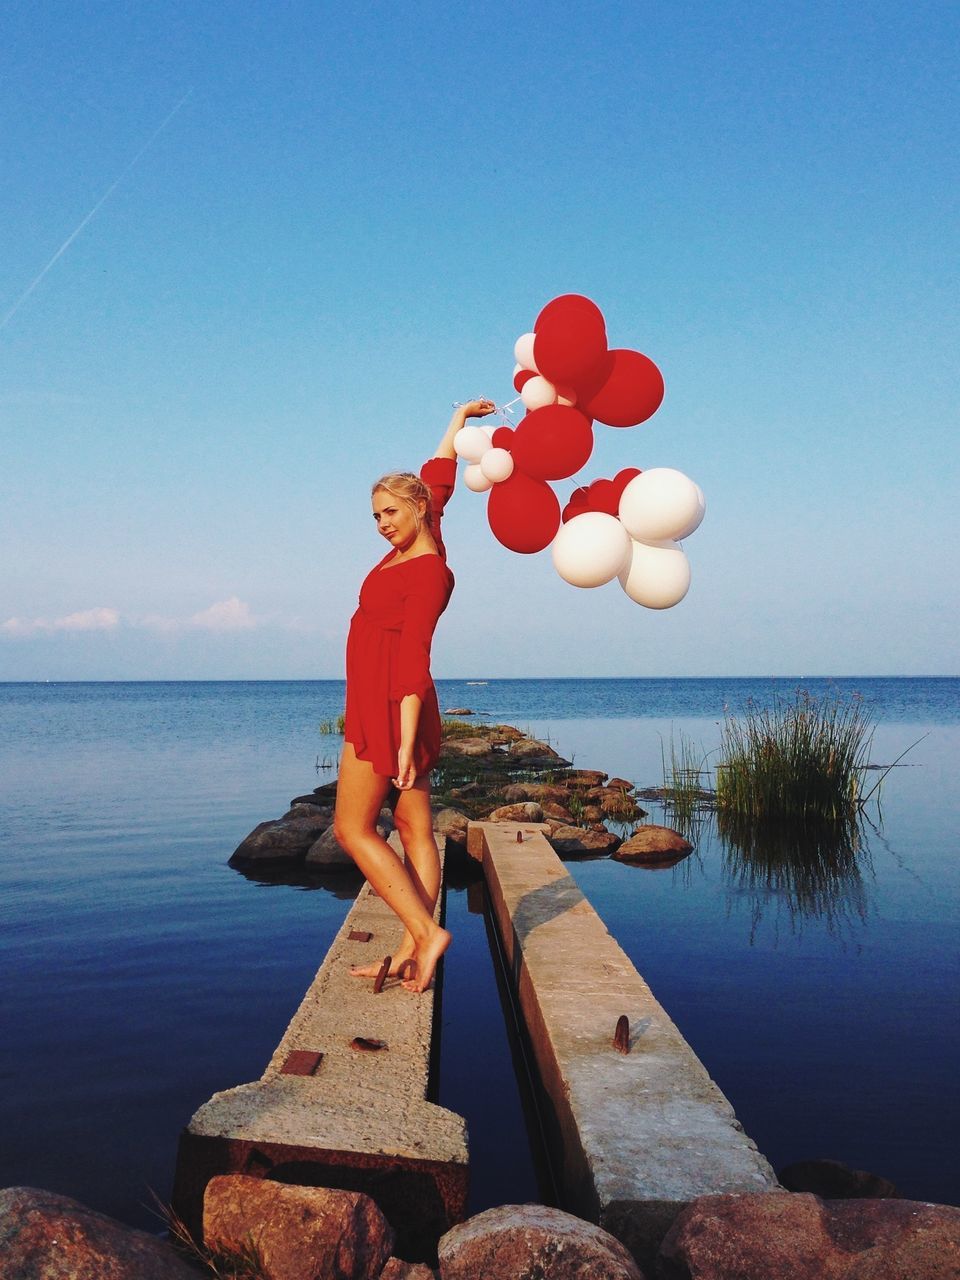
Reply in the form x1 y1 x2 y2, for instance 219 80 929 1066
618 538 691 609
480 424 496 440
551 512 632 588
520 374 558 412
618 468 703 543
454 425 493 463
463 463 494 492
480 447 514 483
674 484 706 541
514 332 538 371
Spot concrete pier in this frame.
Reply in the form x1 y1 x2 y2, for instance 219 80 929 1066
467 819 779 1267
172 833 468 1260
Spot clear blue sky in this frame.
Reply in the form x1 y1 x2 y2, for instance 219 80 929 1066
1 1 957 679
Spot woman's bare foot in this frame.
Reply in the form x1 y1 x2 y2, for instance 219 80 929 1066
349 935 414 979
401 926 452 994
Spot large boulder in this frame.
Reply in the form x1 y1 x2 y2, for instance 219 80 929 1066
487 802 545 823
305 811 392 870
656 1192 960 1280
438 1204 645 1279
612 826 693 864
0 1186 199 1279
546 823 621 857
203 1175 394 1280
230 811 331 867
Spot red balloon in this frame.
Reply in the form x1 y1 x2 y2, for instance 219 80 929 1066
511 405 594 481
579 349 664 428
561 485 591 523
513 367 535 393
612 466 642 502
487 471 560 554
533 294 608 387
491 425 515 448
586 478 620 517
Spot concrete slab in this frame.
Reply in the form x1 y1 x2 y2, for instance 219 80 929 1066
172 833 468 1260
469 820 779 1269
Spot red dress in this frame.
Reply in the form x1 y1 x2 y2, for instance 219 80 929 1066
344 457 456 779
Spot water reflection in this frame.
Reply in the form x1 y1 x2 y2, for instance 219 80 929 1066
717 811 873 943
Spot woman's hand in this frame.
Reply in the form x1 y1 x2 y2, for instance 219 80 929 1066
393 744 417 791
461 398 496 419
437 399 496 457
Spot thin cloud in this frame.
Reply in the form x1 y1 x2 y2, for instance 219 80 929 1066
2 598 264 639
1 607 120 637
188 597 257 631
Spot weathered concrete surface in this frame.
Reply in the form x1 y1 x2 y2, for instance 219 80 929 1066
173 832 467 1262
467 821 778 1270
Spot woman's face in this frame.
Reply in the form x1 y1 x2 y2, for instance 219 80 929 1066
372 489 423 551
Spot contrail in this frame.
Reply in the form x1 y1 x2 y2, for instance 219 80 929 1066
1 89 193 332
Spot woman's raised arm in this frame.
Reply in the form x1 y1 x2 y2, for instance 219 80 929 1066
434 399 496 460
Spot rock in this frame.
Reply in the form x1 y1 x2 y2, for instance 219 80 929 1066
608 777 635 790
487 802 545 823
508 738 565 763
778 1159 900 1200
443 707 473 715
542 801 575 823
291 791 336 806
612 826 693 863
483 723 525 743
559 768 607 787
600 789 642 820
0 1186 199 1279
434 808 469 848
282 802 333 822
230 812 332 867
580 804 603 822
442 737 494 757
546 823 621 857
380 1260 436 1279
501 782 569 804
203 1174 394 1280
305 826 355 870
305 812 391 870
438 1203 645 1280
657 1192 960 1280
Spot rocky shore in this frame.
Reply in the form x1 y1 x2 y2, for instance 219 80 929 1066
228 718 695 876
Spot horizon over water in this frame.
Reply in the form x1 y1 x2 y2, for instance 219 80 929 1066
1 676 958 1227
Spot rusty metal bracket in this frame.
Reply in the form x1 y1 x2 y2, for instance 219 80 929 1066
280 1050 324 1076
348 929 373 943
373 955 392 993
613 1015 630 1054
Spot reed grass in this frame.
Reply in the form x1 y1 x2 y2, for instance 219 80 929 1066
715 690 875 824
660 729 713 836
318 713 345 736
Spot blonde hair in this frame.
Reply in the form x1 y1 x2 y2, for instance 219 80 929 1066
372 472 432 531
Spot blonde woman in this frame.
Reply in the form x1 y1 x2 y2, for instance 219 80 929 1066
333 399 495 992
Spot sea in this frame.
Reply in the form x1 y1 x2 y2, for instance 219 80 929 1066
1 677 958 1228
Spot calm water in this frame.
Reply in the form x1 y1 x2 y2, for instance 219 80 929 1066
1 678 958 1226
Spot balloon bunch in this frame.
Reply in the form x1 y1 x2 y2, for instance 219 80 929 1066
455 293 705 608
554 467 705 609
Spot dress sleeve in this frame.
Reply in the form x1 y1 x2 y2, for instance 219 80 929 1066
390 565 451 702
420 457 457 555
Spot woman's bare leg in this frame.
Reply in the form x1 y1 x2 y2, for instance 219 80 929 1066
348 775 440 978
334 742 450 993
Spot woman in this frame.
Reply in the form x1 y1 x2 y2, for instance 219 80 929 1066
333 398 495 993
